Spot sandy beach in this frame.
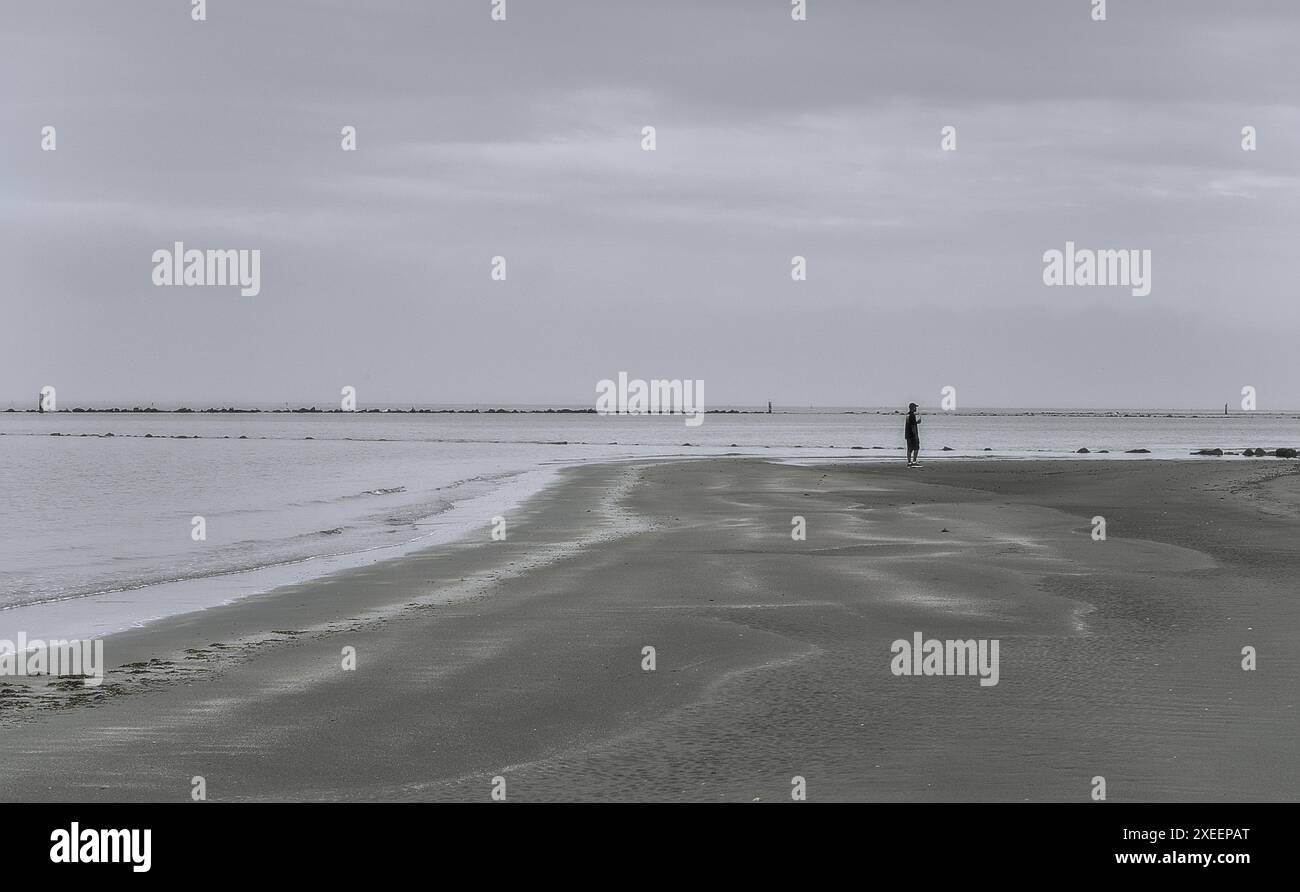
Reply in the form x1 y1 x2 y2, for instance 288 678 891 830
1 458 1296 802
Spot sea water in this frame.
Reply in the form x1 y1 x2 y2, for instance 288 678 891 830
2 408 1296 640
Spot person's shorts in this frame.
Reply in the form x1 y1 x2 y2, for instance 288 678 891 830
906 437 919 450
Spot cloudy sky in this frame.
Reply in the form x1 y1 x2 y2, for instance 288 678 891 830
3 0 1297 409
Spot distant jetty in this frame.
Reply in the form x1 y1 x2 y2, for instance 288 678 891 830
4 406 770 415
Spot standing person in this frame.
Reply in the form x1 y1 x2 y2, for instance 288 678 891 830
905 402 921 467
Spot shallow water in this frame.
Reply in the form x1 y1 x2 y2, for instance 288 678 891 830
1 409 1296 639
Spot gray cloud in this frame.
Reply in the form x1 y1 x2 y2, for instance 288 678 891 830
3 0 1297 408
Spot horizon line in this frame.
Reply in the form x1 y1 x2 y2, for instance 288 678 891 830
4 403 1297 415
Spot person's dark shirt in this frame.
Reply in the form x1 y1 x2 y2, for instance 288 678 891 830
905 412 919 442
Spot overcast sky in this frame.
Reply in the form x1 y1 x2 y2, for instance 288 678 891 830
3 0 1297 409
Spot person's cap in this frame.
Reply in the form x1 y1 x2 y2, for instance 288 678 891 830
908 402 917 410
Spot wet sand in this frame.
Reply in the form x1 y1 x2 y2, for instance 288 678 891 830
1 458 1296 801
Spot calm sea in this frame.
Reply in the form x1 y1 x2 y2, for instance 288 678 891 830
2 408 1296 641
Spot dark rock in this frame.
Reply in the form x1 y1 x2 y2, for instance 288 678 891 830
1276 447 1298 458
1076 448 1090 453
941 446 954 451
1193 448 1223 456
1126 448 1150 454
